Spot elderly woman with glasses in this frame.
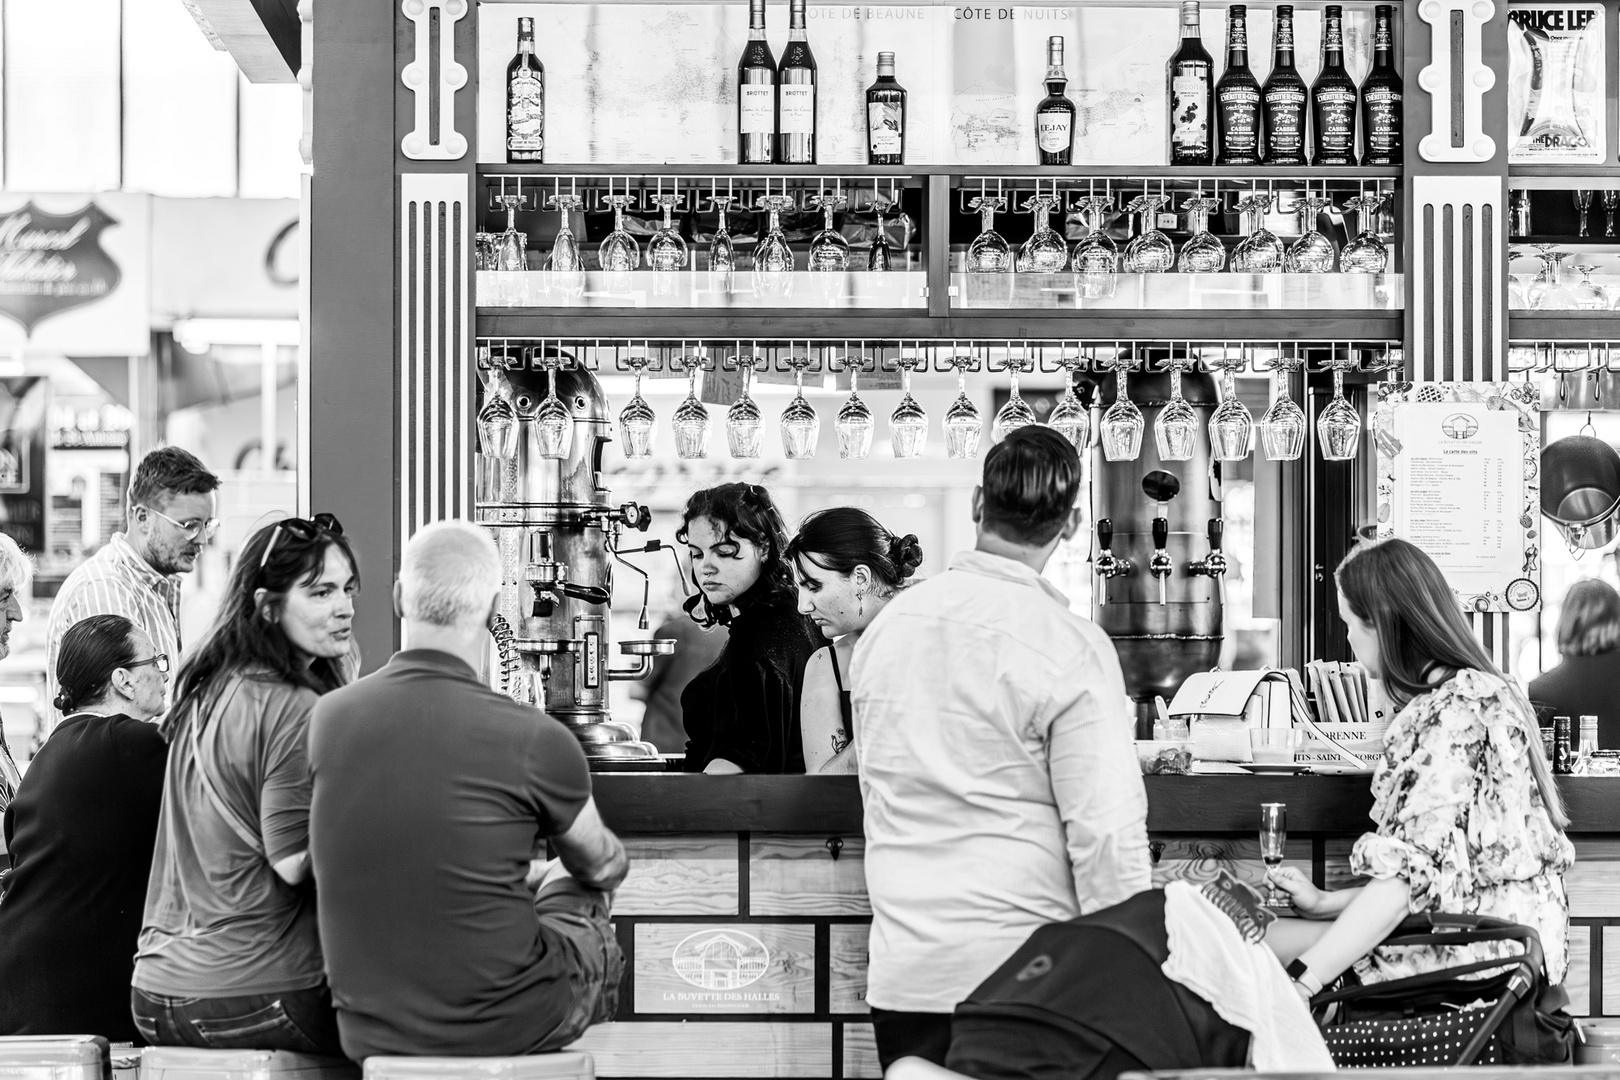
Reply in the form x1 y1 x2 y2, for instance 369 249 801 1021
0 614 169 1040
132 514 357 1054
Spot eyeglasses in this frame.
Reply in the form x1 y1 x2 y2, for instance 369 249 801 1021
124 653 170 674
143 506 220 542
260 513 344 570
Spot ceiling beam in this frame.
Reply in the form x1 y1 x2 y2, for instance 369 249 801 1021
181 0 300 84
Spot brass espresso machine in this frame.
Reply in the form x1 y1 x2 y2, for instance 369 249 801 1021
1089 365 1227 737
475 348 671 766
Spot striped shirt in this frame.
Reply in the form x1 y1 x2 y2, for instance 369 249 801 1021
45 533 182 729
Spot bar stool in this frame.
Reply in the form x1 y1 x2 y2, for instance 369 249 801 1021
0 1035 111 1080
363 1055 594 1080
143 1048 359 1080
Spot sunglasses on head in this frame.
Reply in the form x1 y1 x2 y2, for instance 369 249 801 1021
260 513 344 570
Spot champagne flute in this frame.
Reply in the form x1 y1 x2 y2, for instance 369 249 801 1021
992 360 1037 440
1121 194 1174 273
1318 360 1361 461
1341 194 1389 274
1231 192 1284 273
890 356 929 458
598 194 641 272
708 195 737 272
1259 802 1288 908
808 194 852 272
836 362 875 459
1100 361 1144 462
1604 190 1618 238
780 361 820 459
869 196 895 271
617 357 657 459
967 196 1013 273
671 360 712 459
1208 359 1252 462
647 193 689 271
1257 357 1306 461
1017 194 1069 273
1285 194 1336 273
943 355 983 459
726 357 764 459
1575 189 1594 238
534 355 574 460
1177 195 1226 273
1154 359 1198 462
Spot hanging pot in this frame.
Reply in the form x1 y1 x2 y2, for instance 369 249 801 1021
1541 434 1620 550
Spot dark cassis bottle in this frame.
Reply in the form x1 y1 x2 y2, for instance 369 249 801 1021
1215 5 1262 166
1311 4 1358 165
1261 4 1308 165
1359 4 1404 165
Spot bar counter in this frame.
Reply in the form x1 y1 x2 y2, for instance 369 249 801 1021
566 774 1620 1078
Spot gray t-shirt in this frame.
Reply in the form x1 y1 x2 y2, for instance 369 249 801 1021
134 672 325 997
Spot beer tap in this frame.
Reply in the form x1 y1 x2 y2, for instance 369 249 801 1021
1094 518 1132 605
1149 517 1172 606
1188 518 1228 606
1141 470 1180 607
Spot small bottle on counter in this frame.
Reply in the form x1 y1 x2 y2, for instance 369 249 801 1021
1578 715 1600 772
1553 715 1573 775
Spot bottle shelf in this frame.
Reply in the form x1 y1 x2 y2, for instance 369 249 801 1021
948 271 1402 311
479 163 1403 181
1512 168 1620 189
477 269 928 309
1510 312 1620 340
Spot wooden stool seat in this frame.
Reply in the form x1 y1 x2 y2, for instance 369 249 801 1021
142 1048 358 1080
0 1035 110 1080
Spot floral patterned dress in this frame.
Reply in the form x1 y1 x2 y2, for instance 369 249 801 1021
1351 668 1575 986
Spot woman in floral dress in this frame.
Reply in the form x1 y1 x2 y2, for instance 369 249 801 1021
1266 538 1574 998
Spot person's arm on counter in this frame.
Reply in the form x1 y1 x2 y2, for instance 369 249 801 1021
551 797 629 892
799 647 852 774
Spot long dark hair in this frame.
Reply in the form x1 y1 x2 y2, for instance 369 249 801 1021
1336 538 1566 828
786 508 924 594
54 614 139 714
677 483 796 614
165 519 358 740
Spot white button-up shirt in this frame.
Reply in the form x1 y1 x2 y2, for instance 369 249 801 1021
851 549 1151 1013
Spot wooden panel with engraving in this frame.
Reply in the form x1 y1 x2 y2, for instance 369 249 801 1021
830 923 871 1015
612 836 738 916
633 923 817 1015
565 1022 833 1077
750 833 872 916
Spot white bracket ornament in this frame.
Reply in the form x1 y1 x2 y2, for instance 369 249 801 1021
400 0 469 161
1417 0 1497 161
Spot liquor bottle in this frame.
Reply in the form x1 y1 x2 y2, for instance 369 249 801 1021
1168 1 1214 165
1035 36 1076 165
777 0 818 164
505 17 545 164
1554 715 1573 774
1359 4 1404 166
866 52 907 166
1215 5 1262 166
1311 5 1358 165
737 0 777 165
1261 4 1308 165
1510 189 1533 237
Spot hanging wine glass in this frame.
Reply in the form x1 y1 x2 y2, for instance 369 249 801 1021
535 357 574 460
1341 194 1389 274
617 358 657 459
598 195 641 272
1100 362 1145 462
545 194 583 272
725 357 764 459
943 355 984 459
1257 357 1306 461
1122 194 1174 273
836 362 875 459
1575 190 1594 238
1231 193 1284 273
1017 194 1069 273
671 360 712 459
647 193 689 271
890 357 929 459
1285 194 1336 273
992 360 1038 440
708 195 737 272
1155 360 1198 462
808 194 851 272
497 194 528 272
1070 195 1118 299
1177 195 1227 274
1046 365 1089 450
1208 363 1252 462
967 196 1013 273
1318 361 1361 461
753 194 796 299
477 365 521 461
869 196 895 271
780 362 820 459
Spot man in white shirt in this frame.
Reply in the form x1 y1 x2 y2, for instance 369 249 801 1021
850 425 1151 1070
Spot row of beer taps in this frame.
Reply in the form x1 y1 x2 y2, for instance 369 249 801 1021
1093 470 1227 608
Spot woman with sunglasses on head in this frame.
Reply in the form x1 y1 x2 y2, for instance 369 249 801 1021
679 483 823 774
0 615 168 1040
786 509 923 774
132 514 357 1054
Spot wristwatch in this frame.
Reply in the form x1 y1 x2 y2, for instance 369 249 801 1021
1287 958 1323 995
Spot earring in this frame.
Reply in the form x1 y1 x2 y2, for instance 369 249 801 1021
858 591 865 618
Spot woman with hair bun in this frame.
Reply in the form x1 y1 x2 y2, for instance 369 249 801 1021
787 508 924 774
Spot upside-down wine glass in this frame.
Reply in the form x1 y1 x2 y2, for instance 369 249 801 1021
1575 190 1594 238
1100 363 1145 462
1177 195 1226 273
967 196 1013 273
754 195 797 298
1341 194 1389 274
943 356 984 459
809 194 852 272
534 357 574 460
477 364 520 461
780 363 820 459
1318 361 1361 461
1605 190 1618 238
1017 194 1069 273
1122 194 1174 273
836 363 875 459
1154 360 1198 462
726 358 764 459
992 361 1038 440
1573 263 1609 311
546 194 583 272
869 197 895 272
1208 364 1252 462
617 358 657 459
1286 194 1336 273
598 195 641 271
497 194 528 272
1257 358 1306 461
1071 195 1119 299
890 358 929 458
671 361 712 459
1046 367 1089 449
708 195 737 272
1231 193 1284 273
1528 245 1579 310
647 194 689 271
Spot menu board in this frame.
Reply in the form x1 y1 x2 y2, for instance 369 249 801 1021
1374 383 1542 613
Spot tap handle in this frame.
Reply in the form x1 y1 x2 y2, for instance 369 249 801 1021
1208 517 1223 552
1152 517 1169 550
1098 518 1113 551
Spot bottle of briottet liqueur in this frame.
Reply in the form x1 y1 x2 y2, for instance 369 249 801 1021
866 52 907 166
1168 1 1214 165
1215 6 1261 166
736 0 777 165
1261 4 1307 165
505 17 545 164
1311 4 1358 165
1359 4 1404 165
1035 36 1076 165
776 0 818 164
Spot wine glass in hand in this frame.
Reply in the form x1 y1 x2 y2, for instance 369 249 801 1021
1259 802 1288 908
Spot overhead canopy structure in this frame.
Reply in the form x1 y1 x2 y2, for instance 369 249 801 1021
181 0 299 83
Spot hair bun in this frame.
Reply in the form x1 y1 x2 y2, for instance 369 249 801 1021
52 690 73 712
888 534 924 578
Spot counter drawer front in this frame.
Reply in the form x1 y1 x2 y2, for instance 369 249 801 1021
830 923 871 1014
566 1021 832 1077
613 836 739 916
844 1022 881 1078
750 833 870 915
633 923 816 1014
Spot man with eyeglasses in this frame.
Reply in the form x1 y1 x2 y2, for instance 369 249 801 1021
46 447 221 729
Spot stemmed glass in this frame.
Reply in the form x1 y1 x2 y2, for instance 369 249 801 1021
647 194 689 271
780 361 820 459
496 194 528 272
992 360 1038 440
1573 264 1608 311
808 194 852 272
1341 195 1389 274
1575 190 1594 237
836 362 875 459
1260 803 1288 908
598 195 641 271
890 356 929 458
1071 195 1118 299
534 356 574 460
725 357 764 459
1208 359 1252 462
1318 358 1362 462
967 196 1013 273
1122 195 1174 273
617 357 657 459
1286 195 1336 273
671 360 712 459
1154 359 1198 462
477 364 520 461
1017 194 1069 273
754 195 797 298
1257 356 1306 461
708 195 737 272
1528 245 1579 310
1508 246 1532 309
1604 191 1618 238
1231 193 1284 273
943 355 984 459
1100 360 1144 462
1177 195 1226 273
1047 360 1089 450
545 194 584 272
869 197 895 271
